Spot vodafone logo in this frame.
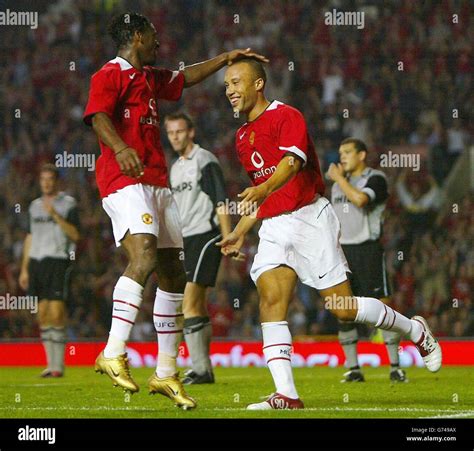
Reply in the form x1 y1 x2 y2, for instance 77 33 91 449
251 151 264 169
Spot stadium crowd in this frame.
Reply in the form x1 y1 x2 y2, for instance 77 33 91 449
0 0 472 340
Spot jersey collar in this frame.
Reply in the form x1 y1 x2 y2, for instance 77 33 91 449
180 143 199 160
349 166 371 181
243 99 282 126
110 56 134 71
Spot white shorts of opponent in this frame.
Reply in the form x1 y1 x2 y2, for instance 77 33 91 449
251 196 350 290
102 183 183 248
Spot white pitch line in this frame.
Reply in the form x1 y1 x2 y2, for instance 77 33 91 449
1 406 473 416
213 406 474 413
4 383 73 387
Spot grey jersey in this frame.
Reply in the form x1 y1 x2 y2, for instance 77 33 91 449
170 144 226 238
331 167 388 244
28 192 79 260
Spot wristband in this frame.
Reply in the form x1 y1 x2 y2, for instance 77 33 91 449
115 146 129 155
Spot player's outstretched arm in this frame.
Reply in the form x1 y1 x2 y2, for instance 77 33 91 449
216 215 258 260
182 48 269 88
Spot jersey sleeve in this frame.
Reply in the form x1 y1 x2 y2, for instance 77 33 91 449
363 175 388 204
83 67 120 126
153 69 185 101
276 108 309 165
200 162 227 208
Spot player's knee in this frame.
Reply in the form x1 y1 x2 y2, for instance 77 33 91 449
50 316 64 327
49 307 64 326
129 246 157 278
259 295 280 313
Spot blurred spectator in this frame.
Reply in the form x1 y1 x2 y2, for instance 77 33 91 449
396 170 442 241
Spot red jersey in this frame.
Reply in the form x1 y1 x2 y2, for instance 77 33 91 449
235 100 325 218
83 56 184 198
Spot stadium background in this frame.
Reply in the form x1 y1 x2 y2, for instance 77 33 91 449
0 0 472 365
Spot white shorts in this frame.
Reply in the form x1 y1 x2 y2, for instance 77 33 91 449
102 184 183 248
250 196 349 290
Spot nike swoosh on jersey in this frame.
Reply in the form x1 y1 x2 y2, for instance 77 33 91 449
129 73 136 79
318 272 328 279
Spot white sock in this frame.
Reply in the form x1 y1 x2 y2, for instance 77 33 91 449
154 288 184 378
104 276 144 358
262 321 298 399
355 297 422 342
40 327 54 369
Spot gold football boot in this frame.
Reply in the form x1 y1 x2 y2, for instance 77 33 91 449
94 351 139 393
148 372 196 410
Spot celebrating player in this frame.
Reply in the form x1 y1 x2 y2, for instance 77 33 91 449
329 138 407 383
218 59 441 410
83 12 267 410
166 112 231 385
19 164 80 378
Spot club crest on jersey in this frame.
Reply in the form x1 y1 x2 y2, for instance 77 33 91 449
251 151 264 169
142 213 153 225
249 131 255 145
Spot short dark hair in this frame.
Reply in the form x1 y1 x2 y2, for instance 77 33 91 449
236 58 267 84
108 12 152 48
340 137 368 153
164 112 194 130
40 163 59 179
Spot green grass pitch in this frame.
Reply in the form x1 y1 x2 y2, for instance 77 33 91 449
1 366 473 419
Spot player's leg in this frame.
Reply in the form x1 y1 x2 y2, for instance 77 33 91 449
153 247 186 377
182 282 214 384
147 187 195 409
337 254 364 382
29 259 54 377
320 280 442 372
47 300 66 376
44 259 72 377
380 297 407 382
95 232 157 393
107 231 156 353
38 299 54 377
148 247 195 409
96 184 163 393
247 266 304 410
338 319 364 382
297 198 440 373
182 230 221 384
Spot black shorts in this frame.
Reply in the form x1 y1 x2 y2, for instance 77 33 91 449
342 240 392 299
183 230 222 287
28 257 73 302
